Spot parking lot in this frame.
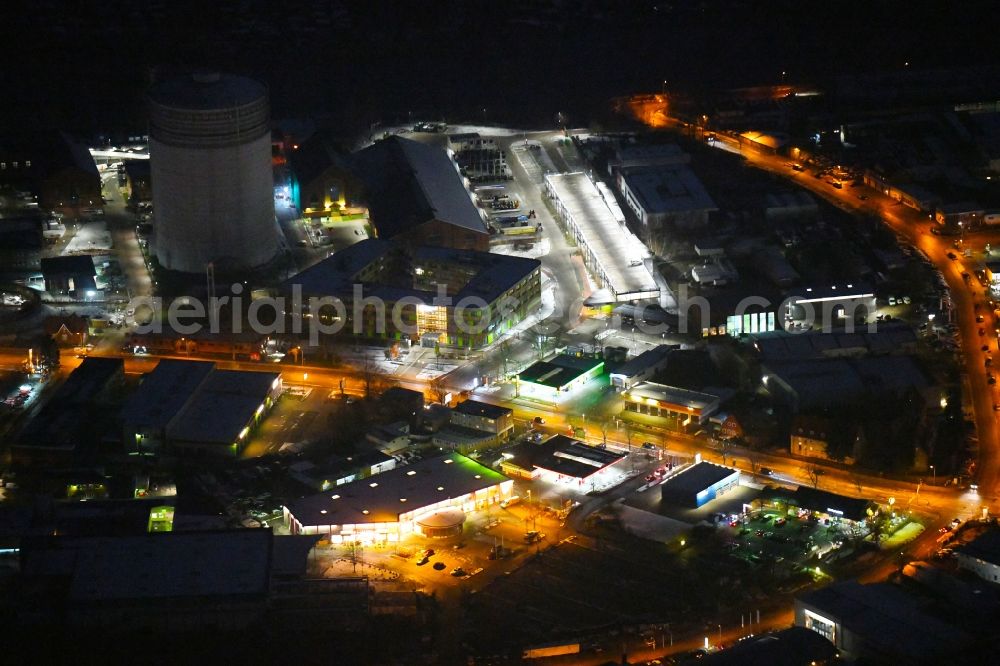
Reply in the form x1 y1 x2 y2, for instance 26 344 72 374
724 507 856 569
304 500 570 593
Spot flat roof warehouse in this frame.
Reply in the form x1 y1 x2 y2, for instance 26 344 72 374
517 354 604 391
502 435 626 480
620 165 717 215
545 172 659 302
284 453 510 530
661 461 739 495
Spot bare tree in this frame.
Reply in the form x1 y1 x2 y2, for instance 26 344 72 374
719 438 734 466
623 422 637 455
745 440 762 477
806 465 822 489
850 473 864 496
499 340 511 377
428 376 449 405
360 352 385 399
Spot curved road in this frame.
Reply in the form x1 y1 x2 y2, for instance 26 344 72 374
702 129 1000 509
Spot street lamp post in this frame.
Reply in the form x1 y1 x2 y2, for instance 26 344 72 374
717 624 722 646
930 465 936 483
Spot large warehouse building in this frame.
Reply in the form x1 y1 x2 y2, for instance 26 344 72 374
660 461 740 508
283 453 513 543
516 353 605 401
120 359 282 457
286 239 541 349
352 136 490 251
544 172 659 304
500 435 627 489
148 72 278 272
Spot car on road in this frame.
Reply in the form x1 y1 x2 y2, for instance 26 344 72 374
532 416 545 425
994 403 1000 411
977 315 985 323
947 252 957 260
416 556 430 566
979 328 986 336
759 467 774 476
989 375 997 385
641 442 657 450
450 567 466 577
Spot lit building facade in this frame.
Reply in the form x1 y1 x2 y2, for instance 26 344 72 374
283 454 513 544
621 382 721 430
287 239 542 349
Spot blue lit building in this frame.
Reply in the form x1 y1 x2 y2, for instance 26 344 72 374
660 461 740 508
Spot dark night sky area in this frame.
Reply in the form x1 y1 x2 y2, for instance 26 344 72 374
1 0 999 137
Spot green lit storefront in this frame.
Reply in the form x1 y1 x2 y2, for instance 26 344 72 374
516 354 605 402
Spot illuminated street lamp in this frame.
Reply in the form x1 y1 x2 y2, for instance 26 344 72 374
930 465 936 483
